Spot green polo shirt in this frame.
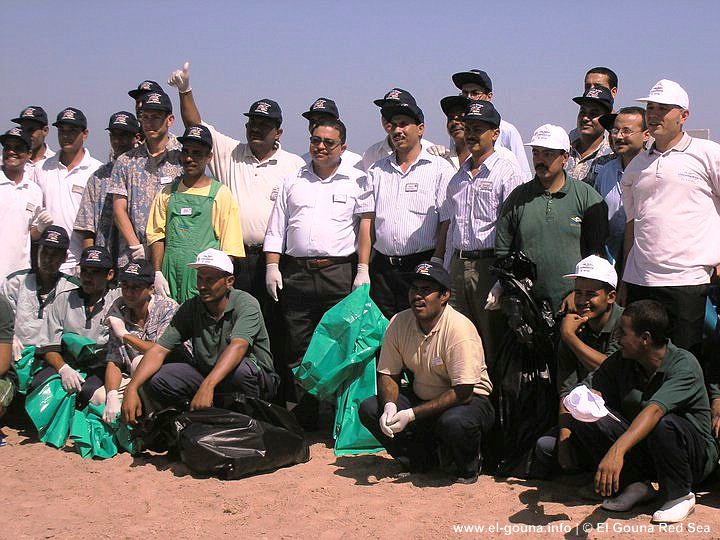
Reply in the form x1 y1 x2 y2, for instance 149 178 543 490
495 175 606 311
557 304 623 397
157 289 274 375
585 342 719 480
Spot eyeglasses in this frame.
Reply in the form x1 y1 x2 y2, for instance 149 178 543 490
309 136 341 149
610 128 642 137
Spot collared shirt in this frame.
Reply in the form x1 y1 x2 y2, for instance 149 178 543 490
33 150 103 272
0 170 43 279
73 160 117 254
585 342 719 480
361 148 455 256
361 136 435 172
622 133 720 286
0 269 78 348
440 151 526 251
264 162 371 257
203 122 305 245
106 135 184 260
105 294 179 371
593 156 626 262
377 305 492 400
301 148 364 172
157 289 275 375
566 133 612 184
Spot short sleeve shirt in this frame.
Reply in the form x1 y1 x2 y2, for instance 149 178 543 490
0 171 43 279
73 160 117 253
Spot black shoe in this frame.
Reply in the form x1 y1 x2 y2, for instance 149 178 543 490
455 474 479 485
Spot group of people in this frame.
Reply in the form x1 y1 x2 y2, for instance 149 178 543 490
1 61 719 525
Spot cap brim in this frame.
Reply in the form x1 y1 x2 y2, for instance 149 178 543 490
186 262 232 273
128 89 142 99
381 105 422 123
572 96 613 112
451 72 491 92
440 96 468 116
372 98 386 107
636 96 687 109
598 113 617 132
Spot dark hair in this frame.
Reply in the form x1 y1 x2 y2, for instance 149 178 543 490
311 118 346 144
586 67 618 90
616 106 647 130
623 299 670 347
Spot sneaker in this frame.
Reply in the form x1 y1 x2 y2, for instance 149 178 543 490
651 493 695 524
602 482 656 511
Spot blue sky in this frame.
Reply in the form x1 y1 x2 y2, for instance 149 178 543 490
2 0 718 159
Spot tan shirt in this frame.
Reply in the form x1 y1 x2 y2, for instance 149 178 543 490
377 305 492 400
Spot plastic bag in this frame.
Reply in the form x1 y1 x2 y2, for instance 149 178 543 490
14 345 39 394
69 402 135 459
61 333 99 370
24 374 78 448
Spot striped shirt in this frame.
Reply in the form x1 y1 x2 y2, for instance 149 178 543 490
361 148 455 256
440 151 526 251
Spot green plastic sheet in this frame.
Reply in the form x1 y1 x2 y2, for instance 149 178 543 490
70 403 135 459
14 345 39 395
25 374 78 448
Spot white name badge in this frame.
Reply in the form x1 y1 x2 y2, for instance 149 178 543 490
333 193 347 203
478 181 493 191
160 176 173 185
71 184 85 195
180 207 192 216
405 183 418 192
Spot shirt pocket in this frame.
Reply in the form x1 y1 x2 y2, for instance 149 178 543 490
329 192 353 222
404 183 435 215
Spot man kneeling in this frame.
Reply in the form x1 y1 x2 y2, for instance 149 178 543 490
359 261 494 483
122 249 279 423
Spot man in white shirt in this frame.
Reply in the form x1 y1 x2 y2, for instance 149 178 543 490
33 108 102 274
9 106 55 173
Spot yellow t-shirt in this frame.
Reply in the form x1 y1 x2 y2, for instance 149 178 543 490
377 305 492 400
146 179 245 257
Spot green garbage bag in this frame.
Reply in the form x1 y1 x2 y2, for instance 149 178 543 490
14 345 40 394
69 403 135 459
25 374 78 448
61 333 98 369
294 285 389 400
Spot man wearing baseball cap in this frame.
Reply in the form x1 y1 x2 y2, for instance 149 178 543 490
358 260 494 484
9 106 55 172
567 86 614 185
122 248 279 423
127 80 164 116
492 124 608 313
32 108 103 274
299 97 363 171
74 111 141 261
146 124 244 303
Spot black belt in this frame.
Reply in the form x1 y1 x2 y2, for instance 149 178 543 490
376 250 434 267
288 255 353 270
455 248 495 260
244 244 264 255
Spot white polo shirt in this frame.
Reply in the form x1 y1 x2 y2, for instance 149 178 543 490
203 122 305 246
622 133 720 286
33 150 102 272
0 170 43 279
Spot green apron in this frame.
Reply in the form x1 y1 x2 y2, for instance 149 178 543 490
162 178 222 303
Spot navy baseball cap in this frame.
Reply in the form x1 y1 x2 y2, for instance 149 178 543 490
381 102 424 124
244 99 283 123
410 261 451 290
463 100 501 128
128 80 164 99
598 113 618 132
106 111 140 133
572 86 614 113
52 107 87 129
80 246 114 269
302 97 339 120
178 124 213 149
452 69 493 92
119 260 154 284
373 88 418 108
140 92 173 114
440 95 469 117
38 226 70 250
11 106 49 126
0 127 32 150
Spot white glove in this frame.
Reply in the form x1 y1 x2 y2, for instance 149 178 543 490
388 408 416 434
265 263 283 302
154 271 171 297
103 390 121 424
106 316 129 339
352 263 370 290
168 61 191 93
35 209 54 233
484 280 503 311
427 144 451 158
58 364 85 394
379 402 398 438
128 244 146 260
430 256 444 265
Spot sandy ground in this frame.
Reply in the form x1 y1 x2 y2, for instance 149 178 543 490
2 422 719 540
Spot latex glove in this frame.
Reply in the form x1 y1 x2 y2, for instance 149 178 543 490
58 364 85 393
154 271 171 297
106 316 129 339
430 256 444 265
426 144 451 158
484 280 503 311
379 402 398 438
352 263 370 290
388 408 415 434
35 209 54 233
128 244 146 260
168 61 191 93
103 390 121 424
265 263 283 302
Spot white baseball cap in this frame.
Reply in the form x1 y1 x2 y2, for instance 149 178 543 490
636 79 689 110
563 255 617 288
563 385 612 423
524 124 570 152
187 248 234 274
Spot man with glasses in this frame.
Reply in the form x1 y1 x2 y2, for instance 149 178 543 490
300 97 363 170
567 87 614 184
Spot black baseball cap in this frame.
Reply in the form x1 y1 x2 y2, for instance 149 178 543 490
11 106 49 126
106 111 140 133
452 69 493 92
52 107 87 129
140 92 173 114
178 124 213 149
302 97 339 120
381 102 424 124
598 113 618 132
38 225 70 250
80 246 114 269
572 86 614 113
463 100 501 128
119 260 154 284
373 88 418 108
0 127 31 150
128 80 164 99
440 95 469 117
410 261 451 290
244 99 283 123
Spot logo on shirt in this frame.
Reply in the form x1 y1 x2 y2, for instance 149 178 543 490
678 169 702 183
312 99 327 111
570 215 582 224
254 102 271 114
60 109 77 121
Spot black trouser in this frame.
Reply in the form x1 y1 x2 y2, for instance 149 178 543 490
359 390 495 478
29 365 105 410
370 250 435 320
626 283 708 356
567 411 708 500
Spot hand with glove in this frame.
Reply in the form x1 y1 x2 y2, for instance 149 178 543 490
154 271 171 297
484 280 503 311
35 209 54 233
128 244 146 260
168 61 191 93
379 402 398 438
388 407 415 434
58 364 85 393
265 263 283 302
106 316 129 340
352 263 371 290
102 390 121 424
